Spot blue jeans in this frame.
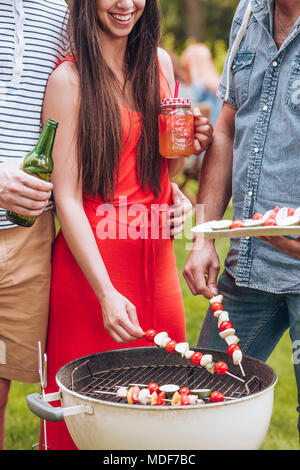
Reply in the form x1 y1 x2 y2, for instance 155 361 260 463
198 270 300 439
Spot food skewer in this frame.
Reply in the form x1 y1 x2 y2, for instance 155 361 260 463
91 384 233 405
210 296 246 377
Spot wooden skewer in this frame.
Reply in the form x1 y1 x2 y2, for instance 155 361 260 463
238 360 246 377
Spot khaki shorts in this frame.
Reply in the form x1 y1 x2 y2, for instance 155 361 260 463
0 210 55 383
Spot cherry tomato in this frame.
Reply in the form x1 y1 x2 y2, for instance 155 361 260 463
132 386 140 403
210 391 224 403
179 387 191 396
147 382 159 394
157 391 166 406
165 340 177 354
190 352 203 366
227 344 241 357
219 321 233 332
252 212 263 220
215 361 229 375
144 329 157 342
231 220 244 229
211 303 223 313
181 394 191 406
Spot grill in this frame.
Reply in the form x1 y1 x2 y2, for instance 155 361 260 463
27 346 277 449
57 346 275 406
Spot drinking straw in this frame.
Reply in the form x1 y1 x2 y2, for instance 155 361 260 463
174 81 180 98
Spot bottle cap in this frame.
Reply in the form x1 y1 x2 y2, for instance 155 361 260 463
46 119 59 128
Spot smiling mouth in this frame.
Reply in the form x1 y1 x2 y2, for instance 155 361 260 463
109 11 137 24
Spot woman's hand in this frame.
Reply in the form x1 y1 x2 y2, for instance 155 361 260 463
193 107 213 155
168 183 193 237
100 288 145 344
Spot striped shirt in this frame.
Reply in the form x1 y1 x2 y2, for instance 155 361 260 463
0 0 68 228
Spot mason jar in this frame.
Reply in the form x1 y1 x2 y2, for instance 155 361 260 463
159 98 194 158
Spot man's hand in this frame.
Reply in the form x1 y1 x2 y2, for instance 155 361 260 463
259 236 300 259
0 159 53 216
183 239 220 298
168 183 193 237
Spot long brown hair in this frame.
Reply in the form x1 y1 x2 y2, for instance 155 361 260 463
68 0 162 202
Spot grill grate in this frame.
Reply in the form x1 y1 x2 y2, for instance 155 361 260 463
70 360 262 404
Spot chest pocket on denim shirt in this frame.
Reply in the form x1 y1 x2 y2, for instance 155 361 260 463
231 52 255 107
285 56 300 114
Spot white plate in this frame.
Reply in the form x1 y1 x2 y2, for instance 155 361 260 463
191 220 300 239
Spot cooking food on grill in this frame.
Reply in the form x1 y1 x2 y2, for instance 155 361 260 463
127 386 140 404
171 391 182 406
147 382 160 394
191 388 212 398
215 361 229 375
200 354 213 367
179 387 191 395
118 380 229 407
116 387 128 398
210 391 225 403
232 349 243 366
205 362 216 374
138 388 151 405
157 391 166 406
150 391 158 406
159 384 180 396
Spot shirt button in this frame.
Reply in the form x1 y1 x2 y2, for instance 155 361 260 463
254 147 259 153
272 61 278 67
263 105 268 111
248 191 253 197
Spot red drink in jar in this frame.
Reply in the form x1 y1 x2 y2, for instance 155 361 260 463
159 98 194 158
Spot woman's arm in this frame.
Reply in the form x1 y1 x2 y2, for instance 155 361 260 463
42 62 144 343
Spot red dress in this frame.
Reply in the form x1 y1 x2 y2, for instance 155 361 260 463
44 58 186 450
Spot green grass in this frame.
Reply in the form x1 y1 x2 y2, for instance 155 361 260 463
4 206 300 450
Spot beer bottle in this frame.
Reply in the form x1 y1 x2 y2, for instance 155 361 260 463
6 119 58 227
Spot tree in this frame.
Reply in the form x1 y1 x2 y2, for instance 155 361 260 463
160 0 239 53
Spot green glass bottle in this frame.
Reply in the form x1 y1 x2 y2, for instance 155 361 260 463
6 119 58 227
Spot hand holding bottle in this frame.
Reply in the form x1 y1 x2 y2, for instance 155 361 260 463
0 158 53 216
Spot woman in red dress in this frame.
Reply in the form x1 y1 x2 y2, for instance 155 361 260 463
41 0 213 450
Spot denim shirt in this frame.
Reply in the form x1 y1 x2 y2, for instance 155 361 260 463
217 0 300 293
